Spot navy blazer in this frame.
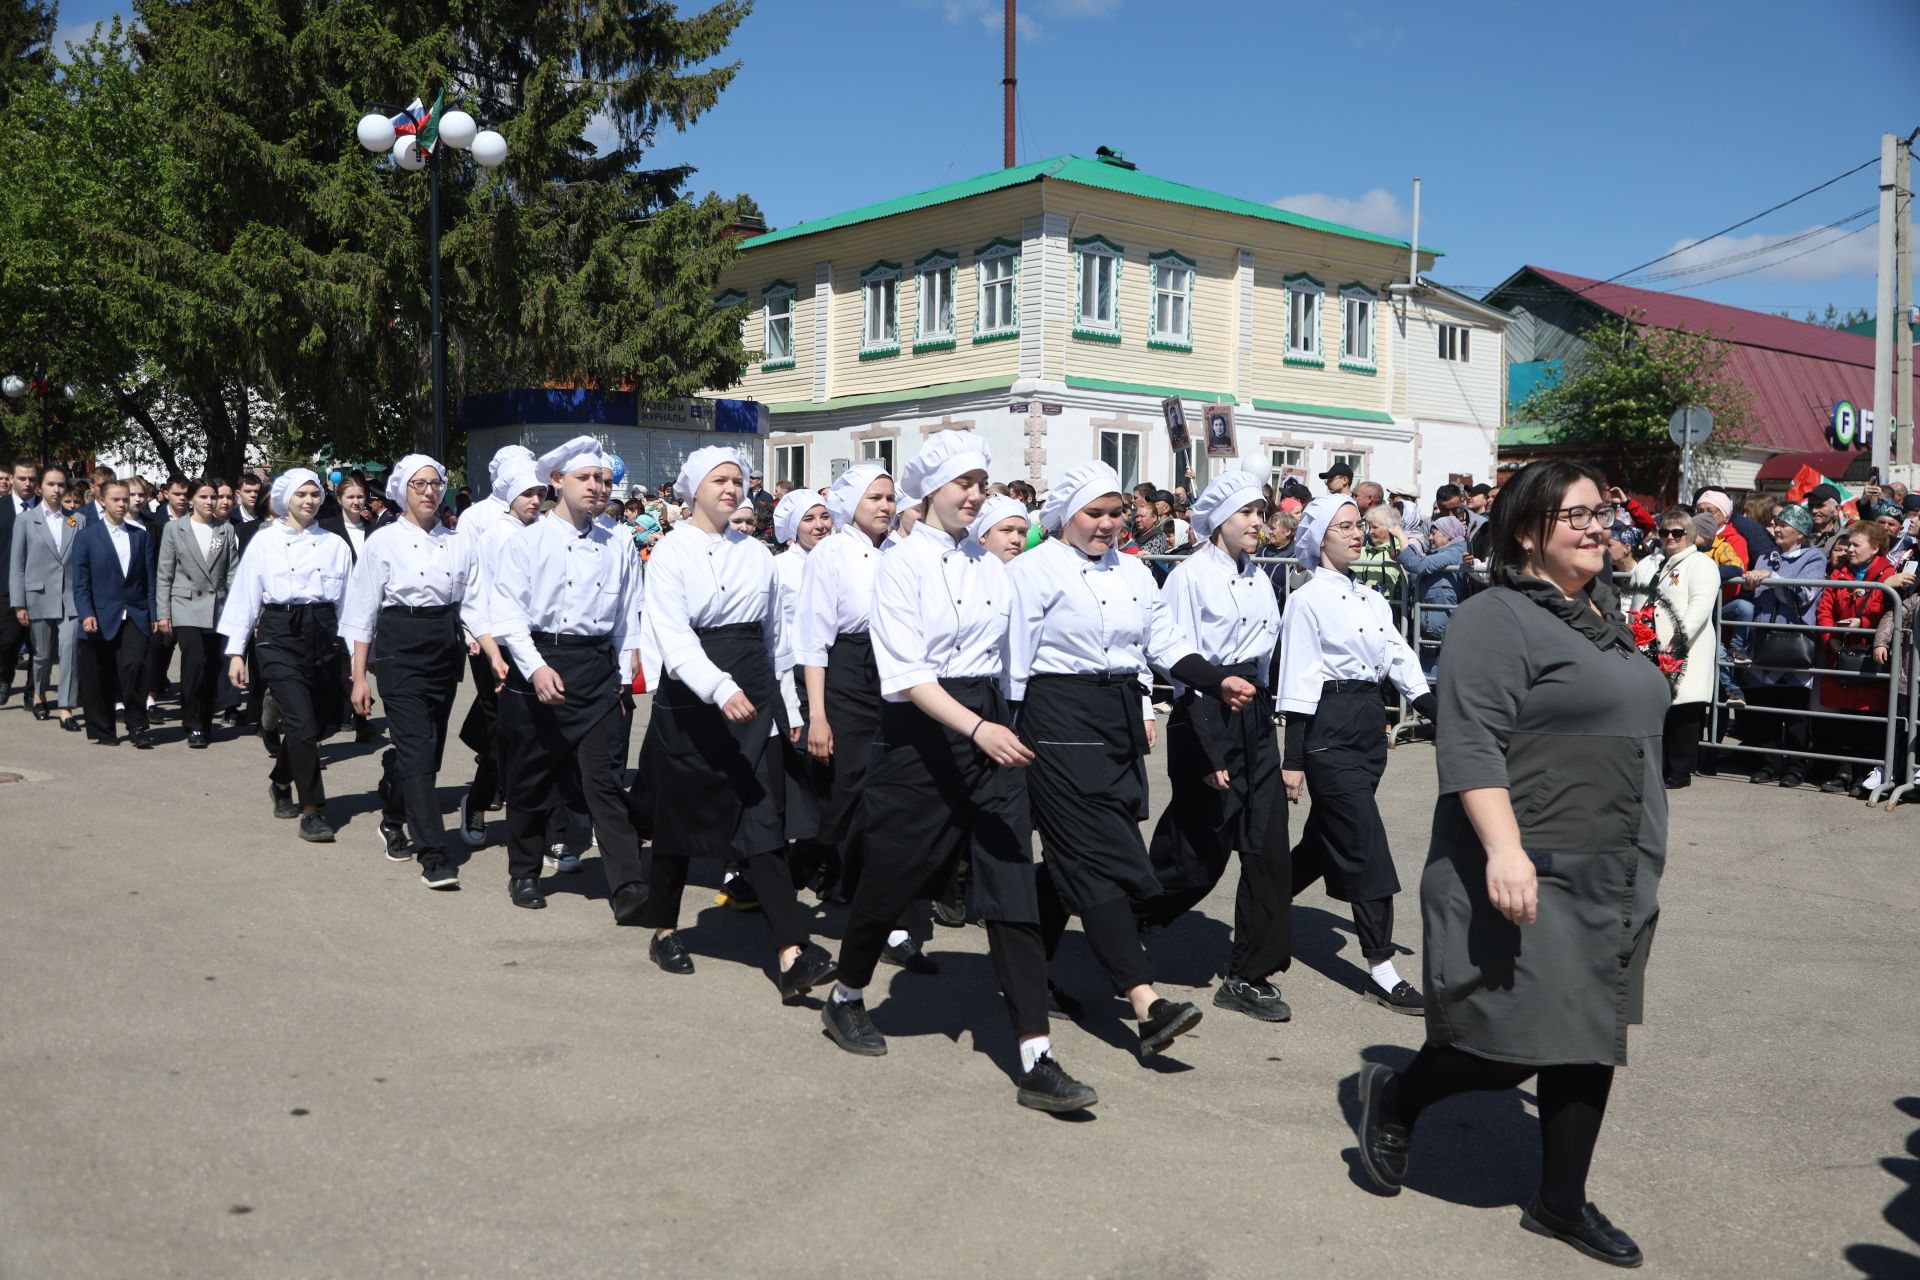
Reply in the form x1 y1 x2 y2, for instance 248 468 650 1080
72 518 157 641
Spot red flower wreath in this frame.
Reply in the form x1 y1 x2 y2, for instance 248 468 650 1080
1629 595 1689 689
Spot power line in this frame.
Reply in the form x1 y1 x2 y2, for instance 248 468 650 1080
1664 221 1877 292
1621 206 1877 284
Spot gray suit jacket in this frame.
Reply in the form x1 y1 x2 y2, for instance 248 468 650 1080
154 516 236 629
8 506 86 620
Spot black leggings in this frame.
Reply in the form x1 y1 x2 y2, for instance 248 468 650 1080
640 852 812 951
1385 1043 1615 1218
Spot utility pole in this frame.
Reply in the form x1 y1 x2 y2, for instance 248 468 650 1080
1002 0 1016 168
1872 131 1913 480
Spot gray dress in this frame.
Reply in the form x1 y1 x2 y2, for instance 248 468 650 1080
1421 576 1670 1067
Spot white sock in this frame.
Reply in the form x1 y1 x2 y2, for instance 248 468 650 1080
1019 1036 1052 1072
831 981 862 1004
886 929 910 948
1370 960 1402 991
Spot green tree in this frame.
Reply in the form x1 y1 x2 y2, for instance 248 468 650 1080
0 0 56 110
1517 311 1751 500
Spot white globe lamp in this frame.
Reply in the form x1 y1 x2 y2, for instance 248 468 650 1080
393 134 425 171
356 113 396 154
1 375 24 400
438 110 477 151
471 129 508 168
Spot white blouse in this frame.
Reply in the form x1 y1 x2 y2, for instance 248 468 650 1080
458 504 533 641
637 523 790 707
872 523 1010 702
489 511 644 681
791 526 886 668
216 521 352 656
771 544 810 723
1275 566 1428 716
1157 541 1282 696
1005 536 1165 722
337 520 478 646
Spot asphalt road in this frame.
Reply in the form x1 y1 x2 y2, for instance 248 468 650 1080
1 688 1915 1280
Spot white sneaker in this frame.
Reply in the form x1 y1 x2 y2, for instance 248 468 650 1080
543 843 564 873
1861 767 1885 792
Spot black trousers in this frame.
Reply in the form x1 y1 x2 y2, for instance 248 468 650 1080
1662 702 1707 786
373 608 464 859
256 607 341 806
639 850 812 950
1743 684 1810 773
1292 856 1396 962
498 701 646 898
1385 1043 1616 1220
1038 867 1151 994
78 624 149 742
174 626 222 733
0 606 27 691
460 650 503 811
145 625 176 701
1141 845 1295 983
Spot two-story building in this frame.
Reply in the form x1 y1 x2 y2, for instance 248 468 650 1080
711 151 1503 501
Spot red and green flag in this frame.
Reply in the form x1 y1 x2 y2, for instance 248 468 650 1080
1786 464 1859 519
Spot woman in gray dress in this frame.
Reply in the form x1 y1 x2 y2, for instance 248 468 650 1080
1354 460 1669 1270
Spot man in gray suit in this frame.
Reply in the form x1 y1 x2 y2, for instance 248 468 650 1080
8 464 86 728
0 457 37 703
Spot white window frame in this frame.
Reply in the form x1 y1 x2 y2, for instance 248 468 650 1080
1073 235 1123 341
859 262 901 358
1147 250 1194 351
913 250 956 351
1283 273 1323 366
1267 446 1304 495
760 282 796 370
1437 322 1471 363
1098 428 1141 492
1339 283 1377 372
1329 450 1366 480
859 436 896 473
974 238 1021 342
774 443 806 488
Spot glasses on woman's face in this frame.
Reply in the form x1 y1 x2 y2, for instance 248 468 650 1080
1659 527 1690 540
408 478 446 494
1326 519 1362 534
1554 503 1618 530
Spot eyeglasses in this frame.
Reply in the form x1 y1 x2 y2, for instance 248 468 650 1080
408 478 447 493
1325 519 1362 533
1553 504 1617 530
1659 527 1690 539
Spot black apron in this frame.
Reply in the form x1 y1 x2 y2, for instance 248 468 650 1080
254 602 346 742
497 633 619 813
1146 660 1282 897
644 622 788 863
819 631 881 836
1293 680 1399 902
457 649 499 758
1020 671 1161 913
374 604 465 777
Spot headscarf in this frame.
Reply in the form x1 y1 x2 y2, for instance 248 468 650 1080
1431 515 1467 545
1037 461 1123 533
773 487 829 544
631 512 662 549
1293 493 1356 572
1869 499 1902 522
1775 503 1813 537
492 455 542 503
486 444 535 488
1189 469 1265 539
826 462 888 525
536 434 614 479
269 468 321 519
673 445 751 505
967 493 1029 544
385 453 444 506
1696 489 1734 523
898 430 991 504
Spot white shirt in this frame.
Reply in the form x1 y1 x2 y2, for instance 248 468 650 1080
1005 536 1165 721
771 543 811 723
792 526 886 667
338 518 368 560
458 503 535 641
337 518 478 646
1156 541 1281 695
190 518 215 559
236 506 257 523
216 521 353 655
104 518 133 576
490 510 644 681
43 505 67 553
1275 566 1427 716
872 523 1010 701
10 493 23 515
637 523 787 707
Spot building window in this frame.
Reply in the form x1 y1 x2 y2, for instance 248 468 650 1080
975 239 1020 342
1340 283 1376 371
1437 323 1470 363
760 282 796 370
1284 273 1323 365
774 443 806 487
1073 235 1123 341
1267 446 1304 495
1330 450 1365 480
1098 429 1141 492
860 262 901 358
860 436 895 473
914 250 956 351
1148 250 1194 351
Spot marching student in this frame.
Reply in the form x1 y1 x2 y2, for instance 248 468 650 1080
340 455 476 890
9 464 85 730
634 445 836 996
967 494 1031 564
1135 471 1291 1022
487 436 648 920
71 478 158 748
154 478 237 749
1007 460 1204 1060
819 431 1098 1112
1279 495 1437 1013
770 485 836 896
217 470 351 843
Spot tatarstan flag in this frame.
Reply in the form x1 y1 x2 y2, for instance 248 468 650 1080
1785 464 1859 518
388 90 445 155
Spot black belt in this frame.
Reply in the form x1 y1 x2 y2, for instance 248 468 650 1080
532 631 611 648
939 675 999 692
262 602 331 613
696 623 762 640
1030 669 1141 687
384 603 457 618
1322 678 1381 694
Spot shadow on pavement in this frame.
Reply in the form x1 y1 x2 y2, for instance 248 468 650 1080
1844 1095 1920 1277
1336 1046 1540 1209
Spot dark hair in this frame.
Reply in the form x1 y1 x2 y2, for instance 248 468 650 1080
12 457 37 471
188 476 220 500
1435 483 1463 504
242 471 265 487
1487 459 1608 579
165 474 189 489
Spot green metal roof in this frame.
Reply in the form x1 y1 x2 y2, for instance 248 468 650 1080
739 155 1440 257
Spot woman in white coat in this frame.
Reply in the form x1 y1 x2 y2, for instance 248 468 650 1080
1645 508 1721 787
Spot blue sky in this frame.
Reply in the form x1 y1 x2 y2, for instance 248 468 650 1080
55 0 1920 320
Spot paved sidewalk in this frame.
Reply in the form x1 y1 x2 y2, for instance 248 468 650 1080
0 694 1914 1279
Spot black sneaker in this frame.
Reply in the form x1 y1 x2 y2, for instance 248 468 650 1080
779 943 838 1001
457 793 487 847
1213 976 1292 1022
419 858 459 891
1046 982 1083 1020
269 783 299 820
377 819 412 862
298 812 336 844
1014 1053 1098 1112
931 895 968 928
880 936 939 974
1748 767 1779 785
1820 773 1854 795
1137 998 1202 1057
1520 1198 1644 1268
1366 979 1425 1015
820 996 888 1056
1356 1061 1410 1193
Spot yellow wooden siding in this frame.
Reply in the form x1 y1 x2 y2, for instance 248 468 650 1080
1400 304 1503 429
1248 261 1392 413
715 238 817 403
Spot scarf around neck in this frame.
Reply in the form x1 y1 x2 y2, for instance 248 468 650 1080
1496 567 1637 656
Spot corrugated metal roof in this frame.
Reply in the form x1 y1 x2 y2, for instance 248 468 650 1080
739 154 1440 256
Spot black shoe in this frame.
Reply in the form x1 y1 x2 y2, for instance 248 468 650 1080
1213 976 1292 1022
931 895 968 928
880 936 939 975
820 996 887 1056
355 718 380 744
59 714 80 732
1820 773 1853 795
649 931 695 975
31 702 48 721
779 943 837 1000
1778 771 1804 789
146 705 166 724
0 687 10 705
130 732 154 750
610 880 649 925
298 812 336 843
1366 979 1425 1015
1015 1053 1098 1112
269 784 299 820
187 729 208 750
91 735 119 746
1520 1198 1644 1268
457 793 487 847
1748 767 1779 785
1356 1060 1410 1193
509 877 546 909
721 874 761 911
377 819 412 862
1137 998 1202 1057
419 858 459 891
1047 982 1083 1020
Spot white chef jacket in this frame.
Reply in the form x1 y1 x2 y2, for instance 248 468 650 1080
1275 566 1427 716
337 518 478 646
490 510 643 681
637 523 789 708
459 504 536 641
216 521 352 655
1156 540 1281 696
1005 535 1164 721
792 525 886 668
871 522 1010 701
771 543 810 724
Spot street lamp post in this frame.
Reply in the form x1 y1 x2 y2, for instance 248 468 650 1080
355 98 508 461
2 369 72 465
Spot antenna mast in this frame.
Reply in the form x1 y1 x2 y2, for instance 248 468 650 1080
1002 0 1016 167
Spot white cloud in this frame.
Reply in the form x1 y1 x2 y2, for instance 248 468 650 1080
582 108 619 157
1643 223 1883 285
928 0 1112 39
50 18 107 55
1041 0 1123 15
1271 188 1411 238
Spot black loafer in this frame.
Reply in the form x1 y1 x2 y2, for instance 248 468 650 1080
1213 976 1292 1022
1015 1053 1098 1112
130 733 154 750
779 943 837 1000
880 936 939 974
649 931 695 975
59 715 80 732
187 730 208 750
1137 998 1202 1057
270 783 300 820
1520 1198 1644 1268
821 996 887 1056
31 702 48 721
1047 982 1083 1020
1366 979 1425 1015
1356 1061 1410 1193
610 880 649 925
508 877 547 909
